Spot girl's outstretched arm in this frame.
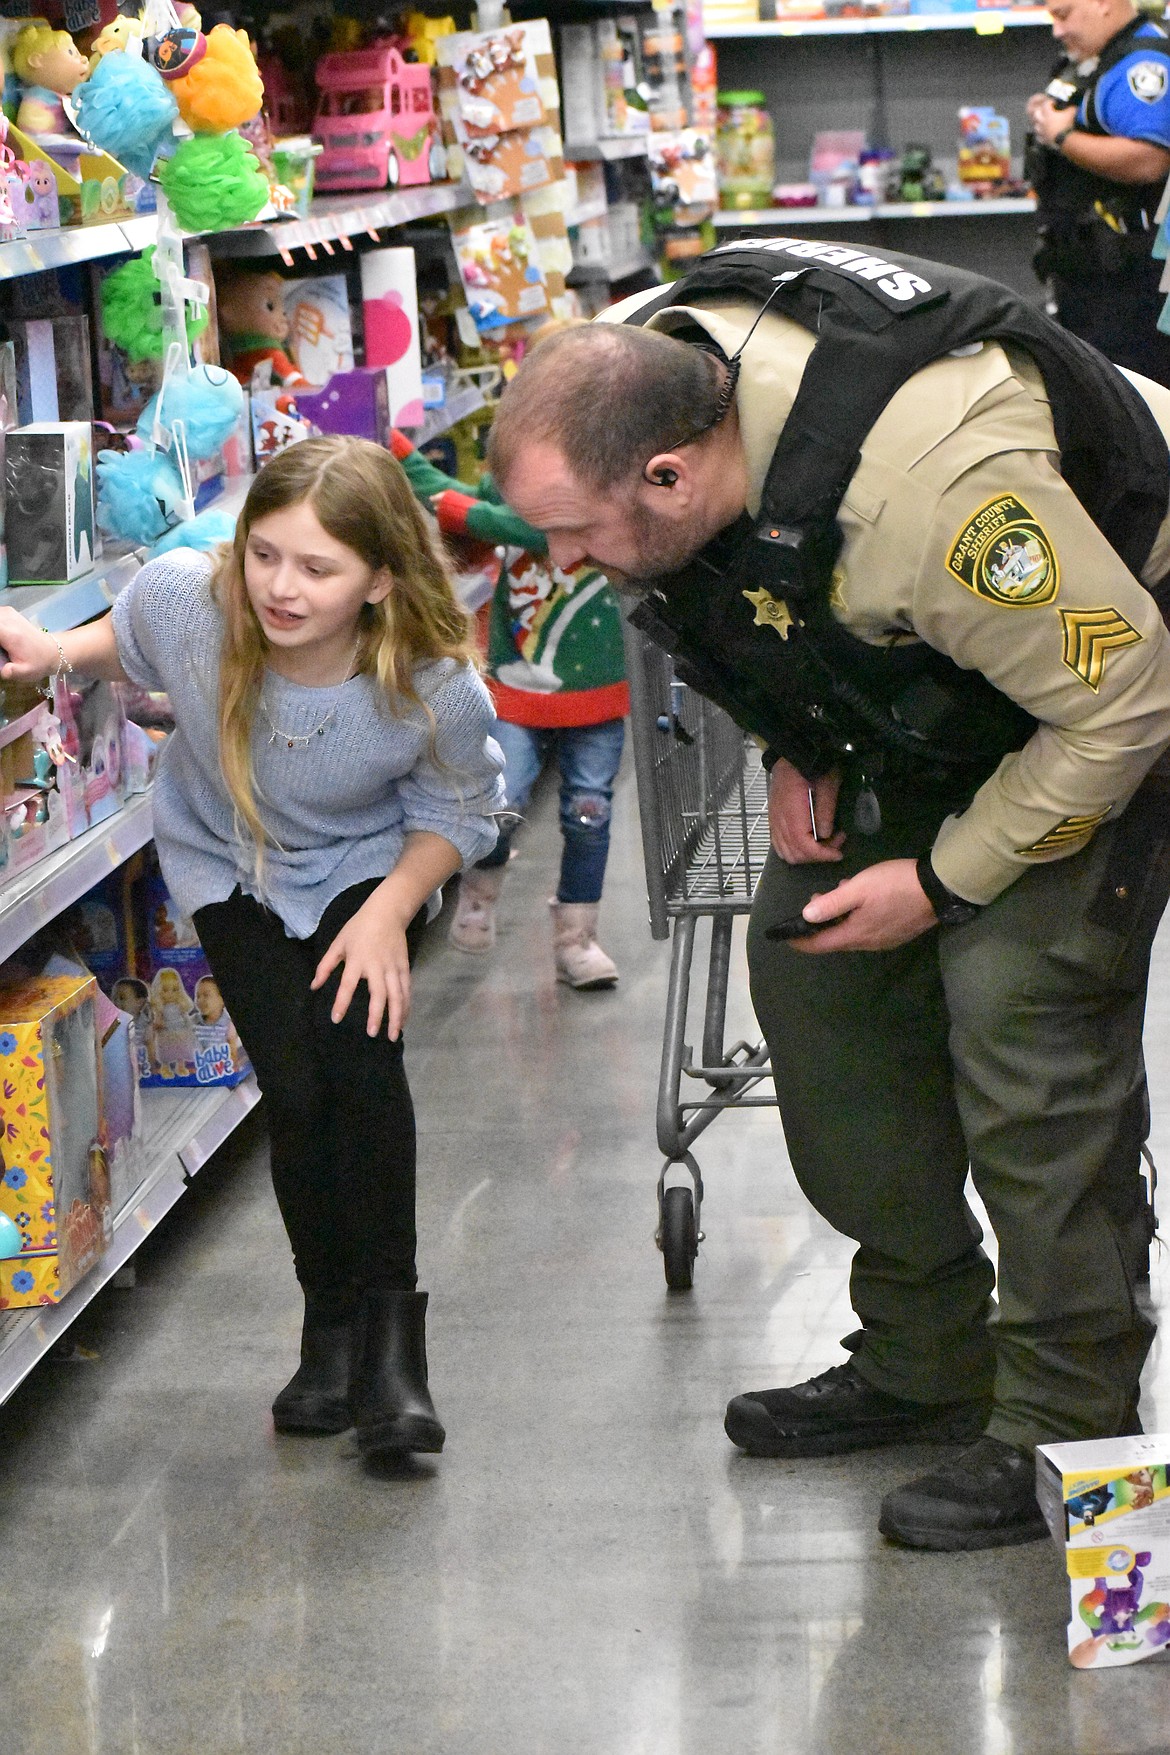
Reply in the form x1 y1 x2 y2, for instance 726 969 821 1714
0 608 129 683
310 830 462 1041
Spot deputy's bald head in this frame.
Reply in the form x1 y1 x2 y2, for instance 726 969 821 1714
487 322 724 496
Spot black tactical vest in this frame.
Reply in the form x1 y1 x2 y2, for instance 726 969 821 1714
623 238 1170 796
1029 17 1170 280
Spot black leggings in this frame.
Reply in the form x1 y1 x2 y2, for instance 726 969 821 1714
193 881 426 1299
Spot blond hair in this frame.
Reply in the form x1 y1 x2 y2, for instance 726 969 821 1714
211 434 476 863
12 22 74 81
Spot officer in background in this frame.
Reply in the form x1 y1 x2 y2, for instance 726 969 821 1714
1028 0 1170 382
485 241 1170 1553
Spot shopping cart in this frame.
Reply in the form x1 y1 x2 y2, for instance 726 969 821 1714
622 612 778 1290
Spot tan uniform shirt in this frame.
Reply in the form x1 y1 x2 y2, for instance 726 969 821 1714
605 287 1170 903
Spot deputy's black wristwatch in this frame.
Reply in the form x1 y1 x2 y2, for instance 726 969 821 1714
916 854 982 927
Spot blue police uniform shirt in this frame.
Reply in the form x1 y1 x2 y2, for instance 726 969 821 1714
1087 21 1170 149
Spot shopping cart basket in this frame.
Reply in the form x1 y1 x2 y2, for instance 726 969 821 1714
622 612 778 1289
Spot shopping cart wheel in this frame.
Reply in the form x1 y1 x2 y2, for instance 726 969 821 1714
661 1185 698 1290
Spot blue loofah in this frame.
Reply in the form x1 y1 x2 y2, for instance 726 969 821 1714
74 51 178 182
96 448 187 545
147 507 237 559
137 365 245 463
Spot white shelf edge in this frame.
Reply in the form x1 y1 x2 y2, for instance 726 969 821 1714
570 249 657 282
705 7 1050 33
713 196 1037 225
0 792 155 966
0 548 142 636
566 198 610 228
0 1077 262 1408
566 137 651 162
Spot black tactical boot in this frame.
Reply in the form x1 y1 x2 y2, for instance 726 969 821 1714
878 1436 1049 1550
350 1289 445 1461
272 1292 354 1435
724 1360 988 1458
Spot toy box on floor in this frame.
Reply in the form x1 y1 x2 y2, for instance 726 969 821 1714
138 862 250 1089
1037 1435 1170 1668
0 970 111 1307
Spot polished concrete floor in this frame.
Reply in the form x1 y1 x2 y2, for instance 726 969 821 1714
4 756 1170 1754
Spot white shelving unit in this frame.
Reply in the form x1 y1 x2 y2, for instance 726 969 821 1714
0 180 475 280
706 7 1050 34
0 1075 261 1406
714 195 1036 225
566 137 651 162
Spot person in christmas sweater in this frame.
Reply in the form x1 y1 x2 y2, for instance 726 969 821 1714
391 427 628 989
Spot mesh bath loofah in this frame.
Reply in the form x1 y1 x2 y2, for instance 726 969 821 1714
100 248 210 363
73 48 178 181
137 365 245 461
148 507 237 558
158 132 269 233
96 447 187 545
170 24 264 134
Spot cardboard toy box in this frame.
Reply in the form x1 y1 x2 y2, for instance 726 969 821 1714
4 421 99 585
0 971 111 1308
1037 1435 1170 1668
0 697 73 876
137 863 251 1090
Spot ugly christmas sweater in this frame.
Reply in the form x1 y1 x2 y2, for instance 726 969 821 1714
392 431 628 730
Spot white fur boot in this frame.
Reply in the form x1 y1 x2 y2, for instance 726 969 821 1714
449 866 505 954
549 900 618 989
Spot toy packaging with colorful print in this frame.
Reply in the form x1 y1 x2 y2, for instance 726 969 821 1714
1037 1435 1170 1667
139 860 250 1090
3 421 98 584
0 970 111 1308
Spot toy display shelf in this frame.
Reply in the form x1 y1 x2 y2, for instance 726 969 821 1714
0 546 142 638
200 180 474 261
0 789 153 965
713 195 1037 225
565 137 651 162
569 248 658 283
0 180 476 283
413 381 487 447
0 1073 261 1409
706 7 1050 34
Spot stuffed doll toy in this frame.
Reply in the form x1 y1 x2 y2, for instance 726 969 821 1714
214 266 309 389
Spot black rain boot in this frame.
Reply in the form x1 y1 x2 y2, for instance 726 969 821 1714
272 1292 354 1435
351 1289 445 1460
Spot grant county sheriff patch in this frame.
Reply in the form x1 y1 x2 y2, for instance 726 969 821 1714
945 496 1059 607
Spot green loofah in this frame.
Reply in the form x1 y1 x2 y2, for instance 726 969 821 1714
159 132 269 235
100 247 209 363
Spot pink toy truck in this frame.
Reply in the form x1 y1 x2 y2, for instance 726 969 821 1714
313 47 445 192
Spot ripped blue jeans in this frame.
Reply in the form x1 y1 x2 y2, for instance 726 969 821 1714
477 717 625 903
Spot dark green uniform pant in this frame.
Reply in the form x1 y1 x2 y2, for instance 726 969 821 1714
746 784 1170 1450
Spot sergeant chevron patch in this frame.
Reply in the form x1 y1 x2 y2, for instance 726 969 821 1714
1059 607 1143 691
1016 811 1110 857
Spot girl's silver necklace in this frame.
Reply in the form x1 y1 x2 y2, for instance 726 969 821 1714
260 639 362 749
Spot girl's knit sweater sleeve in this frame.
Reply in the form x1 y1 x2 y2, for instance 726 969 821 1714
111 549 215 692
397 660 505 868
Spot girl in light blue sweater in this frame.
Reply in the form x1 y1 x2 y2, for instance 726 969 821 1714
0 436 504 1467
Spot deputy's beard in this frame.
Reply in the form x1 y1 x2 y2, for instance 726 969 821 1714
610 501 711 591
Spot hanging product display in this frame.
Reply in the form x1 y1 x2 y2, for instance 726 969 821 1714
100 247 208 363
168 23 264 134
72 47 179 181
158 131 269 233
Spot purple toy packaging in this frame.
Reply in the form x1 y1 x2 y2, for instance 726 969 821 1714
1038 1435 1170 1668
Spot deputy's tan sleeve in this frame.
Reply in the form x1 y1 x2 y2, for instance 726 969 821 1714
907 447 1170 903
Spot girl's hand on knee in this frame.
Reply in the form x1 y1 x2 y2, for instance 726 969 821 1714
311 898 413 1039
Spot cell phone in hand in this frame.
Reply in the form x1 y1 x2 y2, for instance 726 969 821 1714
765 914 837 941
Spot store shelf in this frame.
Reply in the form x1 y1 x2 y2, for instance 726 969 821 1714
203 182 474 259
566 137 651 162
0 546 142 636
0 219 141 277
569 248 658 283
412 383 488 446
0 1074 261 1409
706 7 1050 34
713 195 1037 225
0 792 154 966
566 196 610 228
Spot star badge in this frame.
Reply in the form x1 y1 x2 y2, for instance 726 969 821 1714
743 586 795 639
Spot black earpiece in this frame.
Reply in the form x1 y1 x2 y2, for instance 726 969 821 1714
646 465 679 488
